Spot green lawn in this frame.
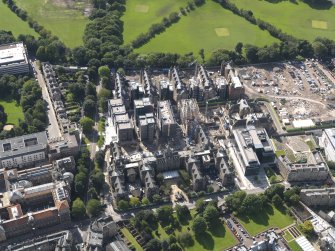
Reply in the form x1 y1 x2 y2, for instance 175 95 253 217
237 204 294 236
136 1 278 57
121 227 144 251
122 0 188 43
288 240 303 251
232 0 335 41
0 1 38 37
15 0 89 48
283 230 294 242
154 211 238 251
0 100 24 126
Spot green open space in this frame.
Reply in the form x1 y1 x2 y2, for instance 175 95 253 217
0 1 38 37
122 0 188 43
136 1 277 57
283 230 294 242
0 100 24 126
232 0 335 41
15 0 89 48
121 228 144 251
154 210 238 251
288 240 303 251
237 204 294 236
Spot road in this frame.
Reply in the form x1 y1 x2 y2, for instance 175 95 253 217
32 61 62 139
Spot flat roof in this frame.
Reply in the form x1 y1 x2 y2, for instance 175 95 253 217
292 119 315 128
232 76 242 88
0 43 27 66
295 236 316 251
0 132 48 159
324 128 335 151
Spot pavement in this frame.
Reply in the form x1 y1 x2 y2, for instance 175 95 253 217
32 61 62 139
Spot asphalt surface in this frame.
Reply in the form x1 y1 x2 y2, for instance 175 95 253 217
32 61 62 139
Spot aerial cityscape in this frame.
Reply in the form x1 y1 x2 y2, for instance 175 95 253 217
1 0 335 251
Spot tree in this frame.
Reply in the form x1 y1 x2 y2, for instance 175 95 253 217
289 194 300 206
142 197 149 205
265 184 285 200
195 198 206 214
175 205 190 222
178 232 194 247
80 116 94 134
243 194 266 213
83 98 96 118
98 88 111 112
313 41 328 59
245 44 259 63
146 239 161 251
235 42 243 54
88 187 98 199
192 216 207 235
272 194 283 208
199 48 205 63
98 65 110 79
117 200 129 211
225 190 247 213
0 105 7 125
153 194 162 203
129 197 141 207
86 199 101 217
91 168 104 191
71 198 86 219
157 205 173 224
284 187 300 203
203 205 220 228
169 243 182 251
299 220 315 238
95 150 105 169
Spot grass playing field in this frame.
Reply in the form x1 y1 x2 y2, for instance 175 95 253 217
15 0 89 48
0 100 24 126
237 204 294 236
122 0 188 43
232 0 335 41
0 1 38 37
136 1 278 57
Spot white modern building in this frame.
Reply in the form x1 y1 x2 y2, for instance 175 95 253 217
0 42 30 75
320 128 335 162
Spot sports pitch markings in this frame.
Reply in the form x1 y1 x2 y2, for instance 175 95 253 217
215 28 230 37
136 4 149 13
312 20 328 29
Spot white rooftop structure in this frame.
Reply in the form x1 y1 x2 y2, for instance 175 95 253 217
0 43 26 65
292 119 315 129
0 42 29 75
232 76 242 88
295 236 316 251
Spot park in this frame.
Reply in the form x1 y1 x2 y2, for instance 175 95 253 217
15 0 89 48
